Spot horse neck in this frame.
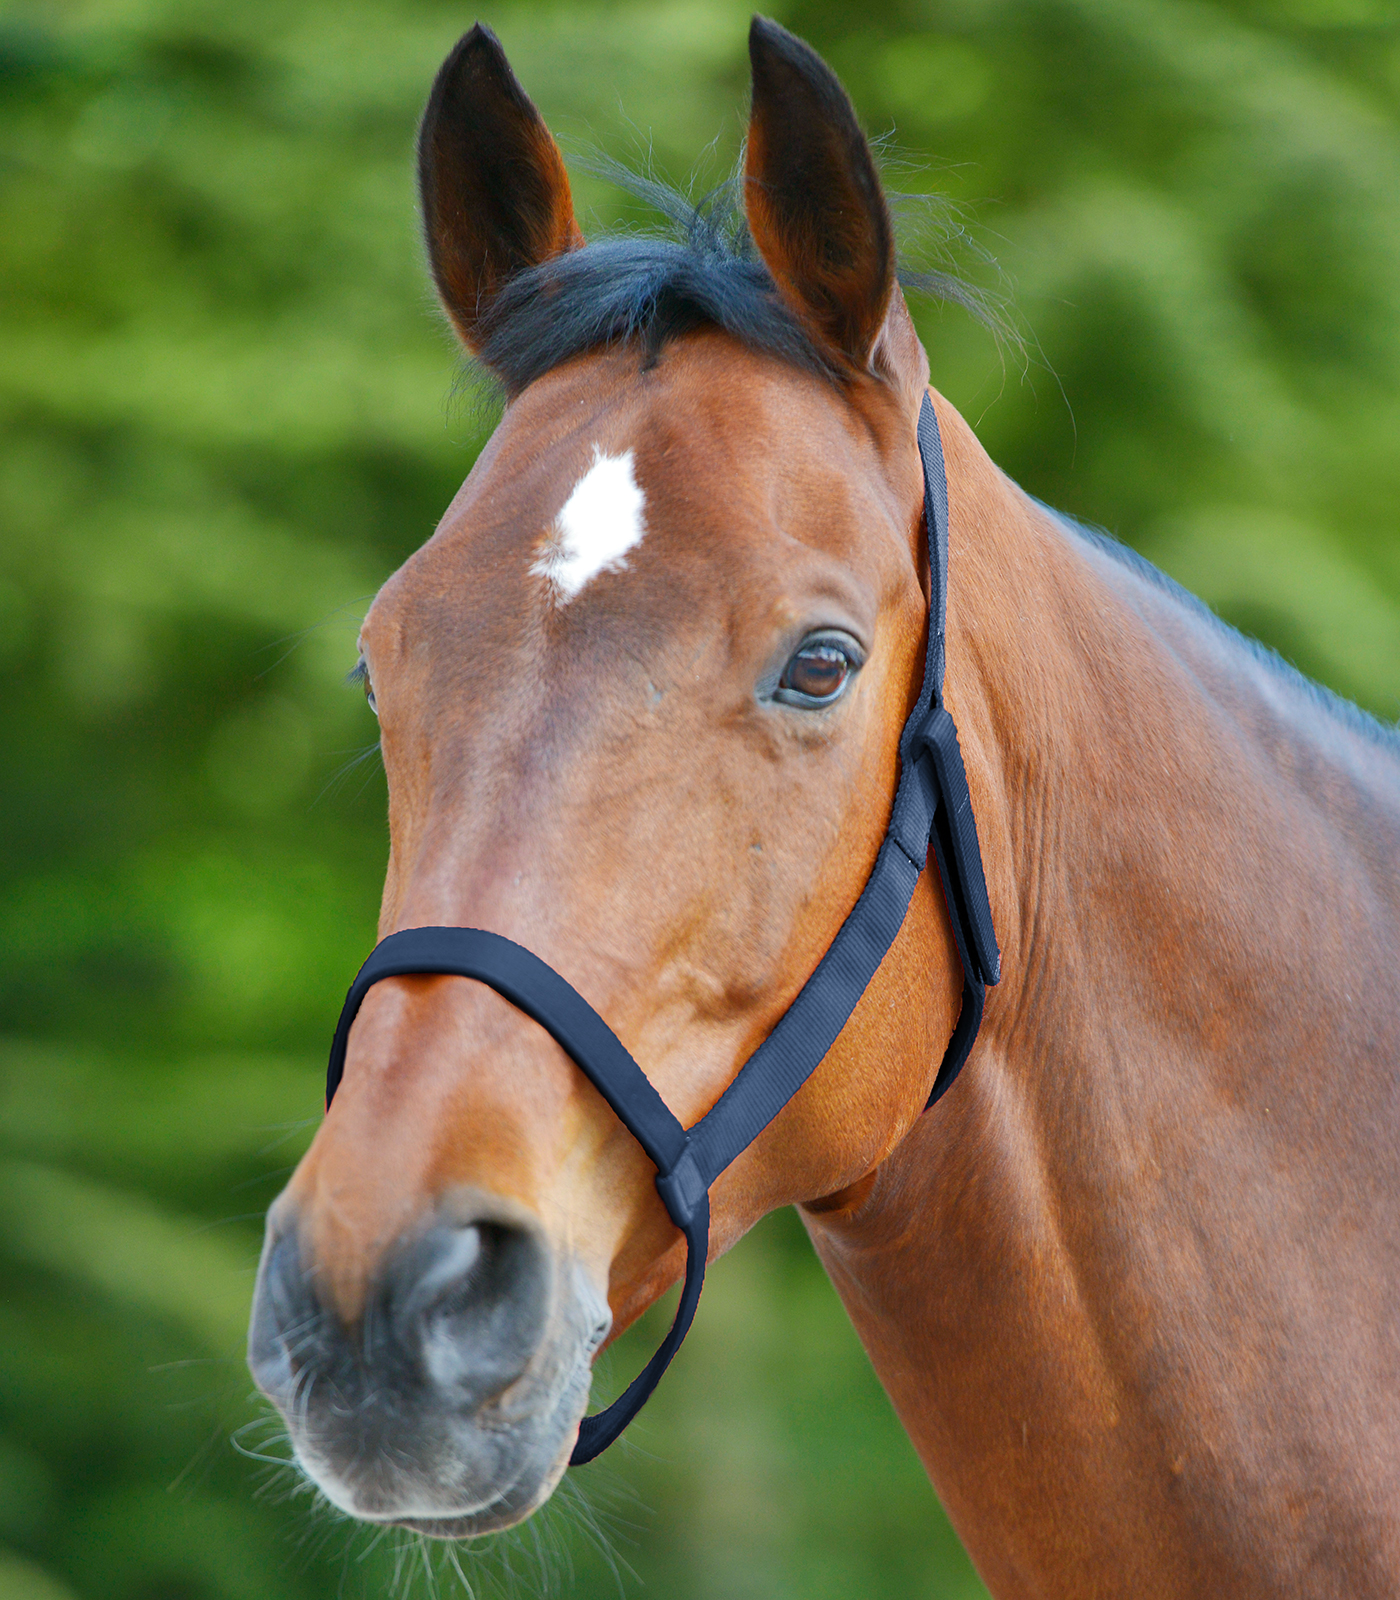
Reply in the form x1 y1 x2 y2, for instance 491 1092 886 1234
803 396 1400 1593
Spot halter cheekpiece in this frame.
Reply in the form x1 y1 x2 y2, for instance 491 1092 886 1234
323 392 1000 1464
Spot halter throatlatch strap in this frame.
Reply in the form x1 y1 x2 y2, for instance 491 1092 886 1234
322 390 1000 1464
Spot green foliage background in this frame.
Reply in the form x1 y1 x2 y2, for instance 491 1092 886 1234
2 0 1398 1596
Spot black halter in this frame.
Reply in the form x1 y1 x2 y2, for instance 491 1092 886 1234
324 392 1000 1464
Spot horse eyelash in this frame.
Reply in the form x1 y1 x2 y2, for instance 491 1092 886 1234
346 661 367 688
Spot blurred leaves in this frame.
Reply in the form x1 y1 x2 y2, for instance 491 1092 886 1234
0 1157 252 1354
1 0 1398 1596
0 1550 80 1600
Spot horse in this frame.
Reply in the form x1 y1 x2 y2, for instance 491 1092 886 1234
247 17 1400 1596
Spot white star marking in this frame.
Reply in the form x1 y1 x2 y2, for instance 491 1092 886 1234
532 447 647 605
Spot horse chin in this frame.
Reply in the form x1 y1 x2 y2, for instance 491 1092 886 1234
289 1343 591 1539
382 1460 565 1540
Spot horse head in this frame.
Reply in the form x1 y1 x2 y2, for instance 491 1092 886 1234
248 17 974 1536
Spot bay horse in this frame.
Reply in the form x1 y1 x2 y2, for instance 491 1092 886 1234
248 17 1400 1596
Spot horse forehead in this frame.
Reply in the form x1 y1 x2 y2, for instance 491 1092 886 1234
393 433 752 621
372 348 895 648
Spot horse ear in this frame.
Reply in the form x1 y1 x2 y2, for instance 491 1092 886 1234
417 24 584 354
744 17 895 372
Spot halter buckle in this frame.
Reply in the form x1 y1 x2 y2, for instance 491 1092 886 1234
654 1147 706 1229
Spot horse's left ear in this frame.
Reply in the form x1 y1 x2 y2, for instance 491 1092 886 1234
417 24 583 355
744 17 895 373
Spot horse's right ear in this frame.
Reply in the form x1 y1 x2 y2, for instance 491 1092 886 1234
417 25 583 354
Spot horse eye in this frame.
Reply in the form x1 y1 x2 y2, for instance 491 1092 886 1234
777 641 856 706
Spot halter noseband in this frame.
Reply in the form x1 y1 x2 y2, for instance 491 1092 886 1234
323 392 1000 1464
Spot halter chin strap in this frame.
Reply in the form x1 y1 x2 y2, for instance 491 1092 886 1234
323 391 1000 1465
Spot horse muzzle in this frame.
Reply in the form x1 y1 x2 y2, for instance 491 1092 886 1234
246 1190 611 1536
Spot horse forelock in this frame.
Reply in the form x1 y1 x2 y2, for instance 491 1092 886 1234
470 168 998 398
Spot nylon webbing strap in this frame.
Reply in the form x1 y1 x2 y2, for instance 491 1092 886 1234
322 390 999 1464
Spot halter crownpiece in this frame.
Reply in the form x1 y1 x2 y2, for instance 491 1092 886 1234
323 391 1000 1464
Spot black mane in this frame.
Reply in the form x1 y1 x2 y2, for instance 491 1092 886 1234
473 169 995 395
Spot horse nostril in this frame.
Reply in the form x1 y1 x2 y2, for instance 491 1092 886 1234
398 1223 483 1323
248 1224 313 1404
381 1219 551 1405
